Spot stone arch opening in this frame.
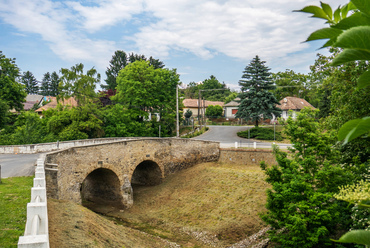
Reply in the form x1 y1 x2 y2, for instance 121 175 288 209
131 160 162 186
80 168 124 209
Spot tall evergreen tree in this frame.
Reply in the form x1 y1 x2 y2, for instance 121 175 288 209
21 71 39 94
50 71 60 96
103 50 128 90
235 55 281 127
40 72 51 96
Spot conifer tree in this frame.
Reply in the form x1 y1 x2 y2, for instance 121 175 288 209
50 71 60 96
40 72 51 96
236 55 281 126
21 71 39 94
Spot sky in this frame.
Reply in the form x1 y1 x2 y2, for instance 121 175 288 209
0 0 346 91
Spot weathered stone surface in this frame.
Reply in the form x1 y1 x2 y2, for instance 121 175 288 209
219 148 278 166
44 138 219 208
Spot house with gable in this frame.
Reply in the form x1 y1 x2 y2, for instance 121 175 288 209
277 96 316 120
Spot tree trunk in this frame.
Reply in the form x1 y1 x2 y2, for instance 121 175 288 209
255 119 259 127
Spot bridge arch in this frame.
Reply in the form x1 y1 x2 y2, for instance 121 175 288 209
80 168 124 209
131 160 163 186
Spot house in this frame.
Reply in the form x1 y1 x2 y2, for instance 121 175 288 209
277 96 315 120
35 96 78 113
224 98 240 119
182 99 224 117
224 96 315 121
10 94 44 113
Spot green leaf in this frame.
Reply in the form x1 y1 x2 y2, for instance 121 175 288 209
334 12 370 30
331 49 370 66
341 4 349 18
352 0 370 16
321 2 333 20
334 7 341 23
338 117 370 143
333 230 370 246
334 26 370 51
306 28 342 42
297 5 331 21
358 70 370 89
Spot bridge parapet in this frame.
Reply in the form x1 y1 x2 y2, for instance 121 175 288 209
18 155 50 248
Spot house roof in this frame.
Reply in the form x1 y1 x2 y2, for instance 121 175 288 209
182 99 224 108
25 94 44 102
224 98 241 107
35 97 78 112
277 97 315 110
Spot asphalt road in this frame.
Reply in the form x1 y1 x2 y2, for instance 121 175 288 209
0 153 40 178
192 125 291 149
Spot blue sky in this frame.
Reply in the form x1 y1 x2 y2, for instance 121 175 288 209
0 0 345 91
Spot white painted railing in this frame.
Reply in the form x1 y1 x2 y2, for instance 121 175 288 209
18 155 49 248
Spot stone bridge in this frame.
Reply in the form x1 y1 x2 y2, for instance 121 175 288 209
44 138 219 208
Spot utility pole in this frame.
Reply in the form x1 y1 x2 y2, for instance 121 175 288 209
176 85 179 137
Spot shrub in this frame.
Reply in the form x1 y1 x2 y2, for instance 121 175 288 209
237 127 283 141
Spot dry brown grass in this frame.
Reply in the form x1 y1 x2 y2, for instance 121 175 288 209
49 162 270 247
117 162 270 246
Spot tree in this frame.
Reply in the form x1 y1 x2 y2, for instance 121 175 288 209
59 63 100 106
235 56 281 127
103 50 128 90
21 71 38 94
205 105 223 118
103 50 165 90
298 0 370 144
0 51 26 112
113 60 180 136
272 69 308 101
184 109 193 119
40 72 51 96
50 71 60 96
261 108 353 247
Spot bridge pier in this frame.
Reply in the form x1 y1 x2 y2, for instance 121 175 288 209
121 176 133 208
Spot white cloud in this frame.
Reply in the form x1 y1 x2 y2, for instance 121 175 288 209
0 0 116 69
66 0 144 32
132 0 342 62
0 0 346 74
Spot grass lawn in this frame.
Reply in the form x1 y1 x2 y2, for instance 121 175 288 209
0 176 33 248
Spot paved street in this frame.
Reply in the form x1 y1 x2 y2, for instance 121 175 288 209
0 153 40 178
192 125 291 149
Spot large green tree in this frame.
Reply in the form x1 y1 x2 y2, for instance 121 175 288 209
0 51 26 115
59 63 100 106
184 76 232 102
272 69 309 101
236 55 281 127
21 71 38 94
261 108 353 247
113 60 180 136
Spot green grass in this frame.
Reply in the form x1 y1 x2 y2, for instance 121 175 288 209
0 176 33 248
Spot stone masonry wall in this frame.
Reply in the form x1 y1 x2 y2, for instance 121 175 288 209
219 148 278 166
44 138 219 206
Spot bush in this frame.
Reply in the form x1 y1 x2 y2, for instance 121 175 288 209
237 127 283 141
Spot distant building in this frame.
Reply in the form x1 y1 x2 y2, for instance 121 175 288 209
35 97 78 113
224 96 315 121
277 96 315 120
224 98 240 119
182 99 224 117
